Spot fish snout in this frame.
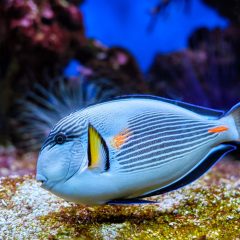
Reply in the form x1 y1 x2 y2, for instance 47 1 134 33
36 174 47 185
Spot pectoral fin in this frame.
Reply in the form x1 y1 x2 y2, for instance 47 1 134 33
88 124 109 171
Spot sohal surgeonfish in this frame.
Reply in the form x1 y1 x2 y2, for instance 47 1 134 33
36 95 240 205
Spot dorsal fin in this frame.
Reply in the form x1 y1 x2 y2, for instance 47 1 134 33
88 124 109 171
112 95 224 119
138 144 236 198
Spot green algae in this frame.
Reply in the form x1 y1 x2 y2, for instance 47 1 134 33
38 185 240 239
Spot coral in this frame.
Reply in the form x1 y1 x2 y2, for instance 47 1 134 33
0 0 86 144
0 158 239 239
147 25 240 110
75 43 149 94
0 1 148 147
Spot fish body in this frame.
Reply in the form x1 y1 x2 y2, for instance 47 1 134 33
36 95 240 205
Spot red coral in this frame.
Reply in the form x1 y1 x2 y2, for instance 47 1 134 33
0 0 86 144
0 0 148 149
0 0 85 53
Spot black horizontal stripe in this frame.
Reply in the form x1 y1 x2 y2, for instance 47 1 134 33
121 125 213 153
129 115 186 129
118 136 217 172
128 111 160 122
129 118 198 134
118 133 212 165
131 121 212 138
118 134 217 169
117 126 214 160
129 112 181 125
131 121 212 137
119 156 179 173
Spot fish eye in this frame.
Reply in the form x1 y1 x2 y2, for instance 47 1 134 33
54 132 67 144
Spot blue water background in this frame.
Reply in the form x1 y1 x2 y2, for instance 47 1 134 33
79 0 228 72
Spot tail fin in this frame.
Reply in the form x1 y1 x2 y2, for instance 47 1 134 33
225 103 240 137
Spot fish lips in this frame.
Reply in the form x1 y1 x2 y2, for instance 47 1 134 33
36 174 47 184
36 174 55 190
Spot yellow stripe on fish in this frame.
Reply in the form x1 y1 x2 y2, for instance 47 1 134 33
88 124 100 168
88 124 109 170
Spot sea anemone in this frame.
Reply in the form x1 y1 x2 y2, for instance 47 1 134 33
10 77 120 151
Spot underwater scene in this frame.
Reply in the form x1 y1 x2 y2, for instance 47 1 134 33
0 0 240 239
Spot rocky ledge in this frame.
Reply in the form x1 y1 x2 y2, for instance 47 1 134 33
0 159 240 239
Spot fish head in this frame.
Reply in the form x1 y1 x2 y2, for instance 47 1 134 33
36 115 88 190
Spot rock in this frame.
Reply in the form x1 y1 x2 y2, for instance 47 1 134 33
0 159 239 239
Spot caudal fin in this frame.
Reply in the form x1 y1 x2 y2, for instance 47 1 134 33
226 103 240 137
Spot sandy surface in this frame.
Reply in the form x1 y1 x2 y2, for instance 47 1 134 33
0 158 239 239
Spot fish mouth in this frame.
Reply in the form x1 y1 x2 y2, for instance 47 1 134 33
36 174 47 185
36 174 61 191
36 174 51 189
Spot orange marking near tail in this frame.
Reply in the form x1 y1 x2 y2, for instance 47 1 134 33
111 129 132 149
208 126 229 133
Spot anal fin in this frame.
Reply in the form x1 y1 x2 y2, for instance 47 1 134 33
107 198 157 205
